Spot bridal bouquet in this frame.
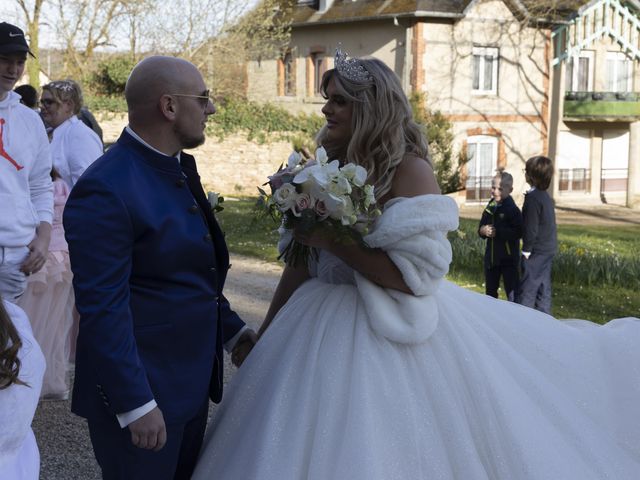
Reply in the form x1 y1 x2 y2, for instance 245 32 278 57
259 147 380 267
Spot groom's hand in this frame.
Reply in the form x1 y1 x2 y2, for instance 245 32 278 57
129 407 167 451
231 329 258 367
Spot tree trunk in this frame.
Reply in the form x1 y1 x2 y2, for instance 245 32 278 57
27 21 40 88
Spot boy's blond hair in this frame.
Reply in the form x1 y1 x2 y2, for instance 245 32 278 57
494 171 513 192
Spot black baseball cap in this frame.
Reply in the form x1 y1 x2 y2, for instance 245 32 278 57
0 22 34 57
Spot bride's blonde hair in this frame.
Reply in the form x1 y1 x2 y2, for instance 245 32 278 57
320 58 429 200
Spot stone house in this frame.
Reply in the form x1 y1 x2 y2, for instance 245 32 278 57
246 0 640 208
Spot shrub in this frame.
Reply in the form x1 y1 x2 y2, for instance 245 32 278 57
84 94 127 113
410 92 462 194
207 98 324 143
91 57 136 96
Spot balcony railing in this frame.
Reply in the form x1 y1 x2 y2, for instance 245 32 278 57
601 168 628 193
558 168 591 193
465 176 493 202
564 91 640 120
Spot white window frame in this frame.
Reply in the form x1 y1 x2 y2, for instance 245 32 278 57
313 54 324 96
606 51 633 92
466 135 498 174
471 47 499 95
565 50 594 92
466 135 498 201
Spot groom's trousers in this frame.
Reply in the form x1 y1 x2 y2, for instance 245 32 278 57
87 399 208 480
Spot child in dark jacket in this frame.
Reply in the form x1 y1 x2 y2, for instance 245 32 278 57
478 171 523 301
516 155 558 314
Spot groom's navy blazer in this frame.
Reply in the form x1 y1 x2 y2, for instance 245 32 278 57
64 129 244 425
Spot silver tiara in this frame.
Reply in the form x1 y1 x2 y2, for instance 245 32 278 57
48 80 76 93
335 46 372 83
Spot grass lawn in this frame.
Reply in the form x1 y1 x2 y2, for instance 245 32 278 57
216 197 281 261
217 197 640 323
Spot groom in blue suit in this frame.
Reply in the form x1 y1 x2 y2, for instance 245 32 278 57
64 56 257 479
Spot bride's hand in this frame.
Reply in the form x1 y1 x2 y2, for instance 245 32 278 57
231 329 258 367
293 226 333 251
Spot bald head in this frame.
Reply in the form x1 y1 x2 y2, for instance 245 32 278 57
125 56 202 117
123 55 213 155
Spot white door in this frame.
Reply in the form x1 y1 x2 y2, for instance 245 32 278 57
556 130 591 192
601 130 629 193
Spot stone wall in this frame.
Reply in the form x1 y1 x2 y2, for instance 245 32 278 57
97 113 293 195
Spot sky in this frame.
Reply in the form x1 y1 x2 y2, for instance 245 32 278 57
0 2 130 52
0 0 262 54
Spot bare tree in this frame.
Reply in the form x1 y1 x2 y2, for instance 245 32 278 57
55 0 133 78
120 0 155 61
113 0 294 97
199 0 296 97
13 0 47 88
8 0 292 97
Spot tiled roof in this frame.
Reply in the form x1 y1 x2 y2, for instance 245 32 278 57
292 0 587 26
292 0 472 25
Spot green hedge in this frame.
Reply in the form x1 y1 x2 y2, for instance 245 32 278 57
207 98 324 143
88 94 324 144
85 95 127 113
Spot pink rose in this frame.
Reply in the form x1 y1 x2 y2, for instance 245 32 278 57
293 193 313 216
314 199 329 220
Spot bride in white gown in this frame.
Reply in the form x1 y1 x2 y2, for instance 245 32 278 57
192 52 640 479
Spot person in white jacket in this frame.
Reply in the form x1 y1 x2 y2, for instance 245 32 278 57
0 22 53 301
40 79 103 188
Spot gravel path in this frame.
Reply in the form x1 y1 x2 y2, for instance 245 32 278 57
33 255 282 480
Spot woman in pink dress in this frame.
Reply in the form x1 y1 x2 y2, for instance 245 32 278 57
18 169 74 400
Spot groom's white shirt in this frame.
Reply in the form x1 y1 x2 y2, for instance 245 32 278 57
116 126 248 428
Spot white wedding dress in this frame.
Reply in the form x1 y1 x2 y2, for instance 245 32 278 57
0 301 45 480
193 195 640 480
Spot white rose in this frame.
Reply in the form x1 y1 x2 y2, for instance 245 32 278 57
273 183 298 211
